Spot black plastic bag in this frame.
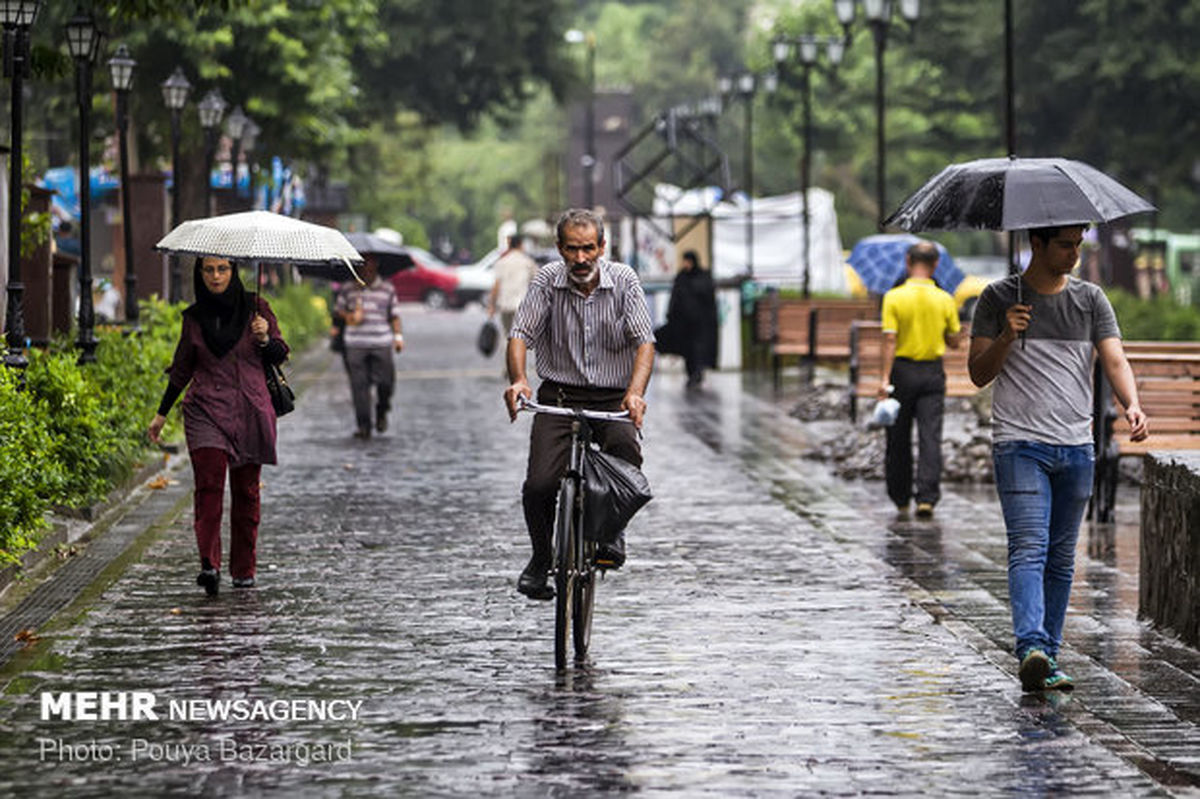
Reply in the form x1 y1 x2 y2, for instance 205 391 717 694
581 446 652 544
477 319 500 357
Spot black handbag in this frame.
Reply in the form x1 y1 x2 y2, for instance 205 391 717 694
580 446 653 544
264 360 295 417
477 319 500 356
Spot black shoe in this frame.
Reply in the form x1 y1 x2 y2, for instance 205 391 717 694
196 568 220 597
375 412 388 433
354 425 371 439
595 537 626 570
231 576 256 589
517 559 553 600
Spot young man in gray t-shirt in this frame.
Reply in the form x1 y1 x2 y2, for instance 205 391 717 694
969 225 1148 692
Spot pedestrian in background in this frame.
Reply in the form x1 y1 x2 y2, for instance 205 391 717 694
877 241 962 518
660 249 717 389
969 224 1148 692
333 254 404 439
488 234 539 335
504 208 655 599
147 257 289 596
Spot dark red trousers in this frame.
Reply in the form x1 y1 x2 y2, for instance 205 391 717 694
190 447 261 579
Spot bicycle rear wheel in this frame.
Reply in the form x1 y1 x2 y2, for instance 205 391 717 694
573 540 597 660
553 478 578 671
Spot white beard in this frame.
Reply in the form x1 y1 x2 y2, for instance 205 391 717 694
567 262 599 287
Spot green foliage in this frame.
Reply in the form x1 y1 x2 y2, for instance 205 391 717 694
270 283 332 354
0 368 64 562
1107 290 1200 341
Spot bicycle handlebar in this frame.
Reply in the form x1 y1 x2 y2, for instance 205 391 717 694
517 396 633 422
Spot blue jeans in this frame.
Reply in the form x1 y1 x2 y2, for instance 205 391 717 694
992 441 1095 660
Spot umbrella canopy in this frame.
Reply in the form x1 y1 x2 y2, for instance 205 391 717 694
884 157 1155 232
156 210 364 270
847 234 964 295
343 231 406 257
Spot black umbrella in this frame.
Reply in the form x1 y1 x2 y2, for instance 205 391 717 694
884 156 1155 233
295 231 412 280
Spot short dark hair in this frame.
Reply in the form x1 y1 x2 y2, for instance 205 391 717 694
556 208 605 245
1028 224 1087 245
906 240 939 266
507 234 523 249
1028 226 1061 245
682 250 700 268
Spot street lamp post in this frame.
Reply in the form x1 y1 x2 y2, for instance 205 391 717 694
65 8 102 363
721 72 774 277
107 44 137 327
774 35 845 298
836 0 920 230
225 105 248 203
241 118 260 207
1 0 42 370
197 90 226 217
161 67 191 303
564 30 596 209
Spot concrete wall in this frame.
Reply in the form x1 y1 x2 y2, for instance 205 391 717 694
1140 452 1200 647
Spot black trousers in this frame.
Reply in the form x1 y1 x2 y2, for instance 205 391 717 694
522 381 641 565
885 357 946 507
344 346 395 429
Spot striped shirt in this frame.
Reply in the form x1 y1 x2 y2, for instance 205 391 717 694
334 278 398 349
510 258 655 390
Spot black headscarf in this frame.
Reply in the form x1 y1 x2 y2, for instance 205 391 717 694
185 258 251 358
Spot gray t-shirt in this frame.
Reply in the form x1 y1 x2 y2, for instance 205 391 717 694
972 275 1120 445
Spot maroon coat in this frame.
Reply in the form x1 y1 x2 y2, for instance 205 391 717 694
165 297 289 466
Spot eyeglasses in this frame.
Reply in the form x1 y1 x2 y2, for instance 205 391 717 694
201 265 233 276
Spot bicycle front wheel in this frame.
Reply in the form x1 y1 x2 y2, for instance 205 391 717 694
553 477 578 671
573 540 597 661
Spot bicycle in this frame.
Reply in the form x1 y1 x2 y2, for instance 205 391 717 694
517 396 633 670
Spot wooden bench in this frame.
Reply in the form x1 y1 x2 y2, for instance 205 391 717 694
751 296 877 388
1092 345 1200 521
847 320 976 422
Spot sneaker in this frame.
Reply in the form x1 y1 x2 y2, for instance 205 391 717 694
196 568 220 597
1044 657 1075 691
517 559 553 600
353 426 371 440
375 411 388 433
1018 648 1051 692
915 502 934 519
895 502 910 518
231 576 256 589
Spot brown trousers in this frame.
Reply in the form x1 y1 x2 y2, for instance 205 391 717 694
522 381 642 565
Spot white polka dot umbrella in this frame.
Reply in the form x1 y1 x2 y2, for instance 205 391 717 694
155 210 364 286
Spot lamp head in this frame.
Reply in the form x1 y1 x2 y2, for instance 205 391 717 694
0 0 42 28
198 90 226 129
225 105 248 140
65 8 101 61
107 44 135 91
161 66 191 110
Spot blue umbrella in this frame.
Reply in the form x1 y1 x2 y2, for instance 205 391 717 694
847 234 964 295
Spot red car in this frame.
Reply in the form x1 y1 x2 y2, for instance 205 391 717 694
385 246 461 309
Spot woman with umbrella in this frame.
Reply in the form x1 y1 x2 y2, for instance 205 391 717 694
147 256 290 596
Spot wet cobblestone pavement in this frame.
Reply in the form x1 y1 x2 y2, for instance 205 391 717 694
1 306 1197 796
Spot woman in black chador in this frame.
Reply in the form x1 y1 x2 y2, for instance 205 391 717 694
660 250 718 388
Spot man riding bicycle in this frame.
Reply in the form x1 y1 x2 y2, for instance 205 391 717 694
503 208 656 600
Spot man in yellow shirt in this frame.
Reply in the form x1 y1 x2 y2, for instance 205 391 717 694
878 241 963 518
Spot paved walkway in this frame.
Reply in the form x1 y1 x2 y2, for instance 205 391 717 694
0 306 1196 797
